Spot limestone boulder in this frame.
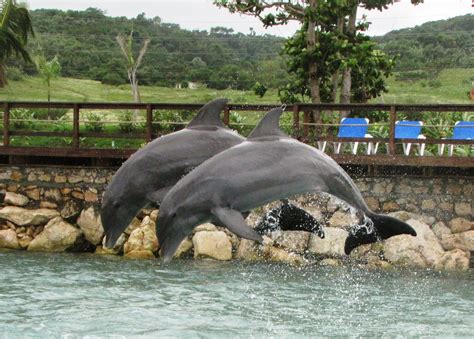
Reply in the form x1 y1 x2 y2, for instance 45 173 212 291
387 211 436 226
307 227 348 257
173 237 194 259
28 217 82 252
60 200 82 220
441 230 474 252
273 231 310 254
383 219 444 268
124 216 158 259
0 207 59 226
124 217 142 235
327 210 359 230
193 231 232 260
235 239 262 261
432 222 451 240
76 207 104 245
436 249 470 271
449 218 473 234
319 258 342 267
194 223 218 233
4 192 29 207
262 245 306 266
0 229 20 249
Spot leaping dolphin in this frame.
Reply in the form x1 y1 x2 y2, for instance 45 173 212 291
156 107 417 262
101 98 245 247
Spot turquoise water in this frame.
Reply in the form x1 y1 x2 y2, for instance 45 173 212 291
0 251 473 337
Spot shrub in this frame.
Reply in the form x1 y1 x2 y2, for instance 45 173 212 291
5 66 24 81
10 109 35 129
118 110 136 133
252 82 267 98
33 108 68 120
84 112 105 132
428 80 442 88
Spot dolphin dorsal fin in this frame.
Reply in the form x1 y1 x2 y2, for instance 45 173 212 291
187 98 228 128
247 107 287 140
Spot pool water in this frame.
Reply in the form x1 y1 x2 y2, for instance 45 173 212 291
0 251 473 337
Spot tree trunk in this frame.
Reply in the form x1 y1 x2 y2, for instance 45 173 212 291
307 0 321 124
0 63 7 88
331 17 344 103
340 5 358 118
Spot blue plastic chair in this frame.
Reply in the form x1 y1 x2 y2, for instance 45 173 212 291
328 118 376 154
394 120 426 156
438 121 474 156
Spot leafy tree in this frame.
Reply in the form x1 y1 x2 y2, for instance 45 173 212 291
35 54 61 103
0 0 34 87
252 81 267 98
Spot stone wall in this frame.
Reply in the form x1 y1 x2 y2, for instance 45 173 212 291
0 165 472 270
0 165 471 223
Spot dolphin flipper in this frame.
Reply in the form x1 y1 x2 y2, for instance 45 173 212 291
211 207 263 242
344 212 417 255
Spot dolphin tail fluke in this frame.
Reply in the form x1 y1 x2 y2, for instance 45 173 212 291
344 212 417 255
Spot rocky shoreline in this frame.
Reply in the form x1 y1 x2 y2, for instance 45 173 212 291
0 190 472 271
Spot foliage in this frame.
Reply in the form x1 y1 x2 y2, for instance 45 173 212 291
84 111 105 132
153 110 192 133
118 110 137 133
252 81 267 98
5 65 23 80
10 108 34 129
0 0 34 87
35 54 61 101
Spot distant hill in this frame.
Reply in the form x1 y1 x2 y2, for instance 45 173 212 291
6 9 474 89
375 14 474 72
13 8 287 90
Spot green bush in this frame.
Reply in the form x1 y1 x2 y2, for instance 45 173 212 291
5 66 24 81
33 108 68 120
252 82 267 98
153 110 192 133
84 112 105 132
428 80 442 88
118 110 136 133
10 109 35 129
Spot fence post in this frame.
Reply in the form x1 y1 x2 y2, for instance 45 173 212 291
303 110 310 140
146 104 153 142
388 105 396 155
3 103 10 146
223 105 230 126
72 104 79 148
292 104 300 138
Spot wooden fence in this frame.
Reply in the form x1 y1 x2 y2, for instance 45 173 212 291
1 101 473 168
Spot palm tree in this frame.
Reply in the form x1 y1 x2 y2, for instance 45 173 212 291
0 0 34 88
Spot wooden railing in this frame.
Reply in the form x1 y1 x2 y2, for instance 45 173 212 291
0 101 473 168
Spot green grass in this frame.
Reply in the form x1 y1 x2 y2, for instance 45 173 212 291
1 68 473 104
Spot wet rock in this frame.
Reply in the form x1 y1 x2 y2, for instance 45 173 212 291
77 207 104 245
273 231 310 254
98 233 126 255
441 231 474 252
327 210 359 230
449 218 473 234
28 217 81 252
174 237 193 259
0 207 59 226
436 249 470 271
61 200 82 220
18 234 33 248
235 239 262 261
193 231 232 260
262 245 306 266
454 202 472 217
307 227 348 257
40 201 58 209
44 189 62 202
25 188 40 201
383 219 444 268
194 223 218 233
4 192 29 207
366 257 392 270
149 209 159 222
124 217 142 235
387 211 435 225
124 216 158 259
432 222 451 241
0 229 20 249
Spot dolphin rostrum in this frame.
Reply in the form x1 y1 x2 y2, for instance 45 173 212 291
101 98 245 247
156 107 417 262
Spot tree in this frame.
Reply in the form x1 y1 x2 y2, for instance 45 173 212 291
116 30 150 104
215 0 423 113
0 0 34 87
35 54 61 104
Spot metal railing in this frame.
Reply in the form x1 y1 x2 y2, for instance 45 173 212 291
1 101 473 168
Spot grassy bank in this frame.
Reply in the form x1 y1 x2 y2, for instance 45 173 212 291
0 68 473 104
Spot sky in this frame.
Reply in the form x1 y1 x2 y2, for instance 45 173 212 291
25 0 474 37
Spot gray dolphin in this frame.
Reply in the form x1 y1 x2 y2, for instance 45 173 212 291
156 107 417 262
101 98 245 247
